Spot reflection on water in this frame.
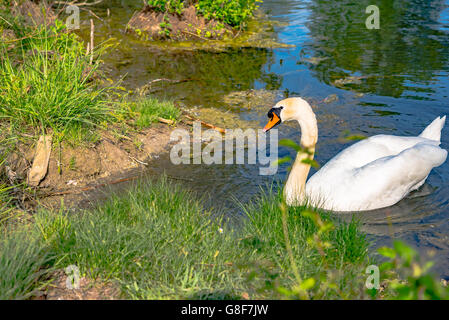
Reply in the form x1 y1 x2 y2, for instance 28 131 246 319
89 0 449 277
268 0 449 278
303 0 449 98
106 48 281 108
79 1 282 108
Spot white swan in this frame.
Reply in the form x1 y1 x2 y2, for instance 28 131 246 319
263 97 447 211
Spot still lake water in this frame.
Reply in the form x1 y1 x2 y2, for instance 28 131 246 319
89 0 449 277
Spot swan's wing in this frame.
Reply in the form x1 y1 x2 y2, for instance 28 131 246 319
343 142 447 210
320 135 440 171
306 116 446 211
307 142 447 211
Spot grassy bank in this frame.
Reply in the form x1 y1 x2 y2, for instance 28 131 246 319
0 21 179 143
0 15 181 229
128 0 262 41
147 0 261 29
2 177 449 299
0 177 372 299
1 26 108 142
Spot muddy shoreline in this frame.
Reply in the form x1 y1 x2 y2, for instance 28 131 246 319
4 122 185 212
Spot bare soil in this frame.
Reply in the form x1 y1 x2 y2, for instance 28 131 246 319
33 270 120 300
5 123 180 211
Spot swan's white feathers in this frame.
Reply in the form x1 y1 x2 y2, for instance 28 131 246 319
305 127 447 211
276 97 447 211
419 115 446 142
306 140 447 211
275 98 447 211
317 135 440 171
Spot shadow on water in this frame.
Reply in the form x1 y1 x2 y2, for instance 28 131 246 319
82 0 449 277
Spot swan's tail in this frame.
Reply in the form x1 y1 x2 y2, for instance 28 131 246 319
419 115 446 142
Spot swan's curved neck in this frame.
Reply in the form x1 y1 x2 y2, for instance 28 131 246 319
284 109 318 205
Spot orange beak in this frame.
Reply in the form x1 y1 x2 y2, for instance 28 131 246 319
263 113 281 132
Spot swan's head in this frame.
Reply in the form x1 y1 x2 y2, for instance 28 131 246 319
263 97 312 132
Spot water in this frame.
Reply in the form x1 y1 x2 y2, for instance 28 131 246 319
84 0 449 277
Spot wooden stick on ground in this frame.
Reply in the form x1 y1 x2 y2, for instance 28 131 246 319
27 135 53 187
157 117 175 125
81 7 104 22
182 112 226 134
42 175 141 197
89 19 94 65
51 0 104 8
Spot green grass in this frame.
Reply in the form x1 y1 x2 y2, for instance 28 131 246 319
0 141 49 300
0 142 14 224
196 0 261 28
0 2 27 39
0 22 182 144
146 0 261 28
125 97 181 128
0 177 371 299
0 19 180 147
240 188 371 299
0 228 52 299
0 21 112 142
0 180 13 223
